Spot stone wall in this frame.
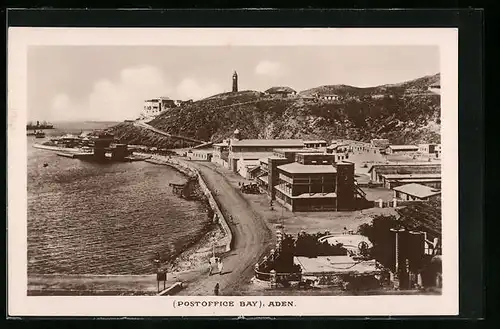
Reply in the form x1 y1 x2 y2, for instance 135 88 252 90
148 155 233 253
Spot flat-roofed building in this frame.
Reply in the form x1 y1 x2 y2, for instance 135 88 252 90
418 143 439 154
141 97 178 120
212 141 229 168
368 163 441 183
385 145 419 154
294 256 380 278
380 173 441 189
435 145 442 158
320 94 340 101
273 148 320 160
275 162 338 212
304 140 328 149
187 149 212 161
265 86 297 98
274 156 359 212
234 152 275 178
371 139 390 153
227 129 304 173
392 183 441 201
428 82 440 94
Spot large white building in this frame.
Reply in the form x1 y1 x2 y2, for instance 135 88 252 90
141 97 178 120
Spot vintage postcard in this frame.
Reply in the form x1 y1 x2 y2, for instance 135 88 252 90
8 27 458 316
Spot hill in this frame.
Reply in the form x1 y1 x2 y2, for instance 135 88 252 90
110 73 441 148
300 73 440 97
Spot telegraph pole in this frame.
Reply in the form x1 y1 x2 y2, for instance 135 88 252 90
390 227 405 290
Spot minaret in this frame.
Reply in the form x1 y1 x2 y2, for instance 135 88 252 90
232 71 238 92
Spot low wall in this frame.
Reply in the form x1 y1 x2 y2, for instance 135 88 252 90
149 155 233 253
157 282 183 296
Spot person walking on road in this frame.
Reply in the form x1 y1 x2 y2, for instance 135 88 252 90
208 259 213 276
214 283 220 296
218 259 224 275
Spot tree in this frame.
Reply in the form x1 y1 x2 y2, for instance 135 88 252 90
358 215 400 270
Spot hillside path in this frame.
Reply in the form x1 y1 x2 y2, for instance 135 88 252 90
133 121 206 144
176 160 274 296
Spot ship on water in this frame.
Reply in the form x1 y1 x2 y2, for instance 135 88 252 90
34 131 46 138
26 120 54 130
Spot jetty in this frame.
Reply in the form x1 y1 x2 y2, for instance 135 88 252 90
56 152 76 158
33 143 82 153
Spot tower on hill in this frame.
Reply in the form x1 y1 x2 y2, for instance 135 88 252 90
232 71 238 92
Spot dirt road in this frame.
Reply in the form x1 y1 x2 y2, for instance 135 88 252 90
178 160 274 296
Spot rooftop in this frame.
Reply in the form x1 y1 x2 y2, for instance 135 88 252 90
265 86 296 94
274 148 319 153
277 162 337 174
258 175 269 183
381 173 442 179
239 159 260 167
367 162 441 173
392 183 441 199
248 166 263 174
371 139 390 148
231 139 304 147
394 178 442 184
387 145 419 150
294 256 380 275
327 143 348 149
259 156 285 164
296 152 329 156
304 140 327 144
236 152 275 160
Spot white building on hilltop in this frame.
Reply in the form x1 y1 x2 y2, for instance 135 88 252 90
141 97 178 120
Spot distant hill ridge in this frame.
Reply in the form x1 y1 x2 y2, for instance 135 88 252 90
110 73 441 148
300 73 440 97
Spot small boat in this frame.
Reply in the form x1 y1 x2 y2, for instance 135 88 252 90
35 131 46 138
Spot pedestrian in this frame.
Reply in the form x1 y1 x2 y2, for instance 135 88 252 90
218 259 224 275
214 283 219 296
208 259 213 276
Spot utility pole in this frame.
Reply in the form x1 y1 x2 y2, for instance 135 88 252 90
153 254 161 293
390 227 405 290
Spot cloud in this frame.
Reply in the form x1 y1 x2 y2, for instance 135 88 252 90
176 78 221 100
254 60 284 77
47 65 173 121
47 65 224 121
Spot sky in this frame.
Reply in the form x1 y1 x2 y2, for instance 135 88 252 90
27 45 439 122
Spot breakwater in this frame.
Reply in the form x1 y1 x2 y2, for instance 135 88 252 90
146 155 233 253
33 143 82 153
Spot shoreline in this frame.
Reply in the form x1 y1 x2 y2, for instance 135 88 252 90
28 153 229 295
144 154 233 253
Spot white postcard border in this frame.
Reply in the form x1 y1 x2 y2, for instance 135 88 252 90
8 27 459 317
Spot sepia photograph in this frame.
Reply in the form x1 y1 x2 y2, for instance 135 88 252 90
8 27 459 317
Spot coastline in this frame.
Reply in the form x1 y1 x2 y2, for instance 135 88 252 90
143 154 233 253
28 153 230 296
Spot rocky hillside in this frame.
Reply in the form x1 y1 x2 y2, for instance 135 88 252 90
111 122 200 148
300 73 440 98
111 74 440 147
